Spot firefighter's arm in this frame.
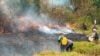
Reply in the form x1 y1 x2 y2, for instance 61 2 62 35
91 33 95 38
58 36 62 42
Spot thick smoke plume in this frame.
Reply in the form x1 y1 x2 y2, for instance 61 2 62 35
0 0 74 34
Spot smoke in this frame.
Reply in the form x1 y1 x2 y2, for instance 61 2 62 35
0 0 53 30
0 0 74 55
0 0 22 18
38 26 61 34
0 0 73 34
38 25 73 35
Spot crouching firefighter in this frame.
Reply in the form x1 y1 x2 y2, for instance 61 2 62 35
58 33 73 52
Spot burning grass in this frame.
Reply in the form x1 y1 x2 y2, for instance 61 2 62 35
34 41 100 56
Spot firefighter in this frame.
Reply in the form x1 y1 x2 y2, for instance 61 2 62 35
58 33 73 52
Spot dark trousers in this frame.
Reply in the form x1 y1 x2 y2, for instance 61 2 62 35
66 43 73 51
60 43 73 52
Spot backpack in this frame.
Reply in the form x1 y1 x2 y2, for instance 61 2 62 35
95 33 99 39
61 36 68 45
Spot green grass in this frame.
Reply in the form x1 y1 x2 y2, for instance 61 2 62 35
34 25 100 56
34 51 86 56
34 41 100 56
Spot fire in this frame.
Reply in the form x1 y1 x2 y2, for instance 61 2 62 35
17 16 26 32
47 23 60 29
0 27 4 33
18 17 43 32
16 16 73 34
18 16 41 29
18 16 25 21
65 23 74 30
31 23 42 28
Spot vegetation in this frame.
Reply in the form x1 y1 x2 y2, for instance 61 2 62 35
1 0 100 28
39 0 100 28
34 41 100 56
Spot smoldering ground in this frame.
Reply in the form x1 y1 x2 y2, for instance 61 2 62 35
0 33 88 56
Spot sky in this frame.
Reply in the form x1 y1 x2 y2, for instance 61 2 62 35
48 0 70 7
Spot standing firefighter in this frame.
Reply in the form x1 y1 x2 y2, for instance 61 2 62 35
58 33 73 52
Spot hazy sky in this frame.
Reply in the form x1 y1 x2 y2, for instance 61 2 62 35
48 0 70 7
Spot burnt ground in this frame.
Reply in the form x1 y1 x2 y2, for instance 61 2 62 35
0 33 88 56
66 33 88 41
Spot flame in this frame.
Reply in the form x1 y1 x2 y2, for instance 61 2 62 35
18 16 25 22
0 27 4 33
17 16 28 32
19 26 26 32
65 23 74 29
16 16 73 34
